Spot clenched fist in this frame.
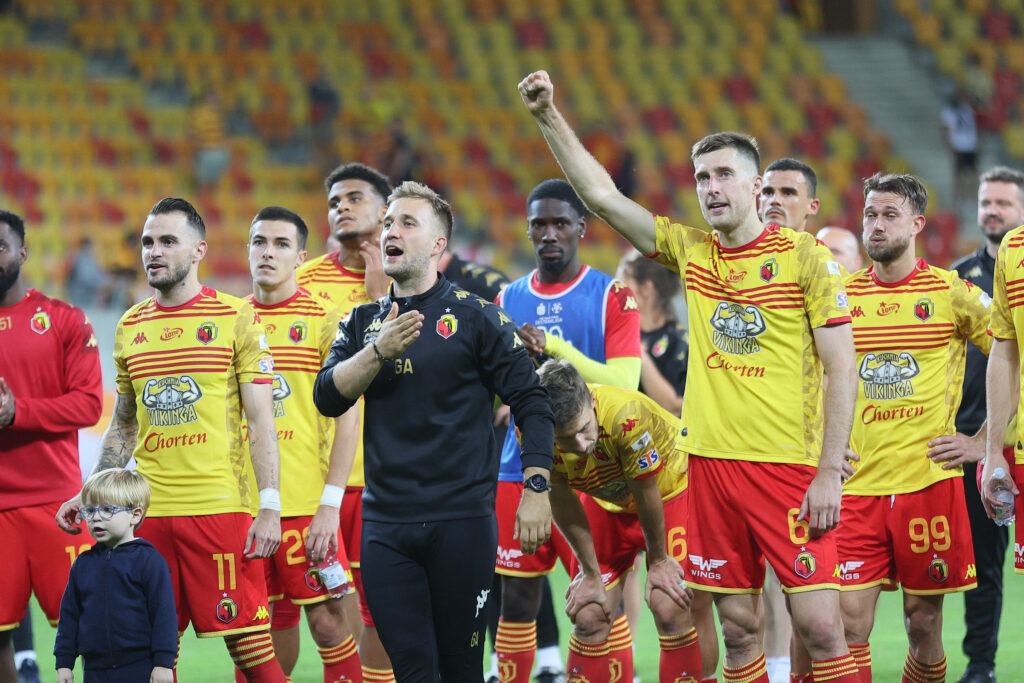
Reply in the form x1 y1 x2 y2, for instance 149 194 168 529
518 70 555 115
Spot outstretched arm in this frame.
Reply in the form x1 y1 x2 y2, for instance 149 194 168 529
519 70 657 254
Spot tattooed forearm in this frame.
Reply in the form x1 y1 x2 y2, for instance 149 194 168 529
248 425 280 489
94 394 138 473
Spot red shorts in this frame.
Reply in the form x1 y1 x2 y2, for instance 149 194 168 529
685 456 840 594
340 486 363 568
138 513 272 637
1015 465 1024 574
266 516 352 605
494 481 573 576
837 477 976 594
0 501 87 630
569 491 688 589
270 598 301 631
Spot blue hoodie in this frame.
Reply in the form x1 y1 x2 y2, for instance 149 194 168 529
54 538 177 671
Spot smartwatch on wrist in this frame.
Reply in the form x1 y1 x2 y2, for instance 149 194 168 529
524 474 551 493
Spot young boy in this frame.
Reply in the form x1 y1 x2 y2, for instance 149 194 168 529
54 469 177 682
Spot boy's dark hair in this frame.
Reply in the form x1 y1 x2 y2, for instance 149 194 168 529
526 179 588 220
0 210 25 245
691 132 761 175
251 206 309 249
764 157 818 197
149 198 206 239
323 162 393 203
862 173 928 216
536 359 591 429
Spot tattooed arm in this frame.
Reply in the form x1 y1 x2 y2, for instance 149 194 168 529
55 391 139 533
239 381 282 559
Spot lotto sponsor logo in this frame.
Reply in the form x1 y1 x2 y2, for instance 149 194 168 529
861 404 925 425
705 351 767 378
141 375 202 426
161 327 183 341
143 430 208 453
877 302 900 316
629 431 653 452
839 560 865 581
132 332 148 344
858 351 919 400
724 269 747 283
688 554 727 580
709 302 766 355
216 597 238 624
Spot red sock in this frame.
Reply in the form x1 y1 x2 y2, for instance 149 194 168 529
790 674 813 683
319 635 361 682
567 632 612 683
849 644 871 682
659 628 702 683
902 652 946 683
227 632 287 683
361 666 395 683
811 653 859 682
496 619 537 683
234 668 247 683
607 615 633 683
723 652 769 683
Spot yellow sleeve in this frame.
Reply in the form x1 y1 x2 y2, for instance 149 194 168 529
234 302 274 384
543 336 641 389
797 235 851 327
990 237 1015 339
951 272 993 354
650 216 707 273
319 307 344 362
113 317 131 394
610 399 664 481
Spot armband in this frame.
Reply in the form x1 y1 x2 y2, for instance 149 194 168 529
258 488 281 512
319 484 345 508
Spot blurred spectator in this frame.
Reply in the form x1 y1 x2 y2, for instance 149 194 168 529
815 226 863 274
380 118 417 186
964 54 994 108
190 91 230 190
64 237 108 309
941 89 979 212
308 65 340 175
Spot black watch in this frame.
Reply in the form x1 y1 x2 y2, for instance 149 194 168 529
523 474 551 493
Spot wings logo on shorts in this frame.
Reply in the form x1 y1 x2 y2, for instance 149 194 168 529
858 352 920 400
216 596 238 624
839 560 865 580
709 302 766 355
141 375 202 426
688 555 727 580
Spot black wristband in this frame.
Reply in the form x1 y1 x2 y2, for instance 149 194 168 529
372 340 387 363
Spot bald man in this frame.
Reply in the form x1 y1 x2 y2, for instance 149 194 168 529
816 227 863 275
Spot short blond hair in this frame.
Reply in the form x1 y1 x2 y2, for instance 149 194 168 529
388 180 453 239
82 469 151 512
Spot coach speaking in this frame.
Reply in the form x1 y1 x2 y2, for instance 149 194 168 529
314 180 554 682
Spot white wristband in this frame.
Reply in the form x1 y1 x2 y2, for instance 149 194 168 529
320 484 345 509
258 488 281 512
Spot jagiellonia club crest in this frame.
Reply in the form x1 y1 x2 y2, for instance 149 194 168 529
30 310 51 334
197 321 218 345
914 297 934 322
760 258 778 283
289 321 307 343
437 313 458 339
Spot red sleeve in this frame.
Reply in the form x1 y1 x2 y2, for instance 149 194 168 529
604 282 642 359
11 304 103 432
493 290 503 306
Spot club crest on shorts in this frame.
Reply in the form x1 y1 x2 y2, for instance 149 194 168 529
499 661 517 683
914 298 934 322
30 310 51 335
289 320 307 343
928 557 949 583
671 677 698 683
216 596 238 624
437 313 458 339
794 550 817 579
197 321 218 345
305 566 324 592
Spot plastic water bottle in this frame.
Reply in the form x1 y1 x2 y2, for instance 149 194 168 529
318 553 351 598
992 467 1016 527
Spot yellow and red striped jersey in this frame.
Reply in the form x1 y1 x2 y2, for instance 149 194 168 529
844 260 992 494
247 289 343 516
551 385 687 514
650 218 850 465
989 226 1024 465
113 286 273 517
297 251 370 487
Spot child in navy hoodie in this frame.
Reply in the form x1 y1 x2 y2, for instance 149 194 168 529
54 469 176 682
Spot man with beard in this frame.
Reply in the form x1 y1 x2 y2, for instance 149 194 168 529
56 198 289 681
840 173 992 682
314 181 554 682
492 178 641 683
0 210 103 683
949 166 1024 683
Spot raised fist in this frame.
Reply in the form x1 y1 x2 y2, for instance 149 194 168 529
518 70 555 114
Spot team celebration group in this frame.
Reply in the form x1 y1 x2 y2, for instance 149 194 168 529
2 70 1023 683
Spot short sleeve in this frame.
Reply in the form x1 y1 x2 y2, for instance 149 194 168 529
952 274 993 353
318 307 345 363
233 302 274 384
797 236 851 328
990 238 1015 339
604 281 642 359
113 316 132 395
611 399 664 481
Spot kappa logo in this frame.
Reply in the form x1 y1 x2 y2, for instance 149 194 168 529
839 560 865 580
453 289 472 300
760 258 778 283
964 564 977 580
709 302 766 355
850 305 865 318
365 318 383 333
877 301 900 316
437 313 458 339
317 290 334 302
30 310 50 335
724 268 747 283
688 555 727 579
620 417 639 435
474 587 490 617
914 298 934 322
928 557 949 583
794 550 817 579
197 322 218 345
132 332 149 345
216 597 238 624
348 290 368 303
289 321 307 344
161 327 183 341
252 605 270 621
623 296 638 311
859 352 920 400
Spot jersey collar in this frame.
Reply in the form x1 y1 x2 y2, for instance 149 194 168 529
866 257 928 288
153 285 214 312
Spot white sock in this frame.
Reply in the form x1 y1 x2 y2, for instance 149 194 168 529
13 651 36 668
533 645 563 673
765 656 791 683
486 651 498 678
